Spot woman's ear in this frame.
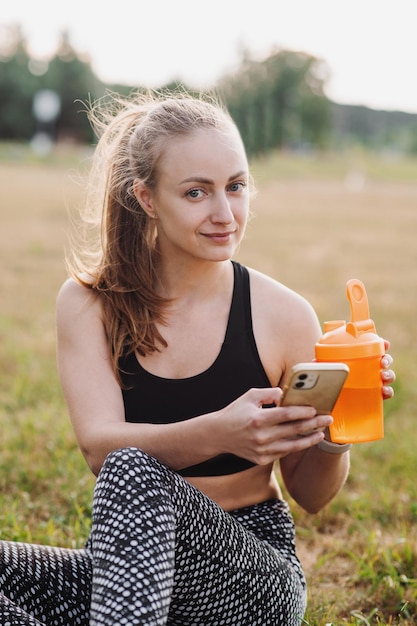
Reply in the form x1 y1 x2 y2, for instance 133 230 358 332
133 178 157 218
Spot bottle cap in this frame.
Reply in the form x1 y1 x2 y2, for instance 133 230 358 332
315 279 385 359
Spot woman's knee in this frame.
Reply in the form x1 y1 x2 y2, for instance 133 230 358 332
95 447 173 502
100 447 163 476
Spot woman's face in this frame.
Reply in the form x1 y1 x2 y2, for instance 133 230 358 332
136 126 250 265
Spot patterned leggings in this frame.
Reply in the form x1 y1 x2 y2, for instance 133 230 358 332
0 448 306 625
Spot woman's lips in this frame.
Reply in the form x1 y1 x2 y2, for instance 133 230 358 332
201 230 236 243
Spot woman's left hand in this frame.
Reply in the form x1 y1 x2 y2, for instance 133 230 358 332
381 340 395 399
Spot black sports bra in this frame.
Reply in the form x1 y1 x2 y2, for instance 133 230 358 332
119 261 271 476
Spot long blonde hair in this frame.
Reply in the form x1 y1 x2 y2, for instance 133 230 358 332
68 91 237 379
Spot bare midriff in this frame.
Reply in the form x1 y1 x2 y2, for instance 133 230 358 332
184 463 282 512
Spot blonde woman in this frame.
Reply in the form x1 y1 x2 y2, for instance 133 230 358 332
0 93 395 625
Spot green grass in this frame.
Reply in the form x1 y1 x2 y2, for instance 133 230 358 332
0 143 416 624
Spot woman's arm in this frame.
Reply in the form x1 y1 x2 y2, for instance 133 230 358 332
249 270 395 514
279 347 395 513
248 270 349 512
279 445 350 514
56 279 227 475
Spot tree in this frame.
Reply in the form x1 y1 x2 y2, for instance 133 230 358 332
0 26 104 142
43 32 104 142
217 49 331 156
0 25 37 139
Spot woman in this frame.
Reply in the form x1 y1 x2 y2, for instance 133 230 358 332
0 92 395 625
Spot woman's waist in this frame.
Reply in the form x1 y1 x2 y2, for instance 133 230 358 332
183 463 282 511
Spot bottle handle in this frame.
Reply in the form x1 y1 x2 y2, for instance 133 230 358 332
346 279 370 322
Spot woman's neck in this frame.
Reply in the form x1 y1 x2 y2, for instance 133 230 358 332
156 259 234 301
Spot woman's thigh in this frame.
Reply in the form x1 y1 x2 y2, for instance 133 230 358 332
91 448 306 626
168 494 306 625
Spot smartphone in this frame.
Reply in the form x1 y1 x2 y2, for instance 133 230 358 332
280 362 349 414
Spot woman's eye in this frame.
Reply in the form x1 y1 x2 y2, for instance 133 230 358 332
228 181 246 193
186 188 204 199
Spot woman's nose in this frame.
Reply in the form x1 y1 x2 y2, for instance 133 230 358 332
211 193 234 223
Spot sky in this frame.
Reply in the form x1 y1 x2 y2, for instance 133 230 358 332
2 0 417 114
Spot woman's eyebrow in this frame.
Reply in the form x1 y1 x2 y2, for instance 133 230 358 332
179 171 247 185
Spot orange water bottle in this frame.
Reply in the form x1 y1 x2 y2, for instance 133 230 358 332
314 279 385 443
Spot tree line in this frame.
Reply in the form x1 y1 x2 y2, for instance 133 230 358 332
1 25 416 156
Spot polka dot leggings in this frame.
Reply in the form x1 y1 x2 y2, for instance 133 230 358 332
0 447 307 625
0 542 91 625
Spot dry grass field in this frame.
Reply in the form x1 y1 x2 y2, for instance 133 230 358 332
0 143 416 624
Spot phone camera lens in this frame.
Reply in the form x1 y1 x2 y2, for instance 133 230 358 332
294 373 307 389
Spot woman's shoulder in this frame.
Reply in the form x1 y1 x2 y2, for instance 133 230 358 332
245 265 322 382
56 277 102 320
246 265 318 320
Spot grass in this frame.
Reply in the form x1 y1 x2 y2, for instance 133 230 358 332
0 143 416 624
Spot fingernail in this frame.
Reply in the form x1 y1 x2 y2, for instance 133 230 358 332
381 357 390 368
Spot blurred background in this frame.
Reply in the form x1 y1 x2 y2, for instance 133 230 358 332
1 1 417 622
1 0 417 155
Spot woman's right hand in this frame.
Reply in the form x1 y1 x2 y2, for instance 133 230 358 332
216 387 332 466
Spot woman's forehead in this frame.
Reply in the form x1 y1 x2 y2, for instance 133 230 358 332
158 127 248 179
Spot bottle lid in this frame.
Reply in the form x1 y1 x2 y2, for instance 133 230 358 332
315 279 385 359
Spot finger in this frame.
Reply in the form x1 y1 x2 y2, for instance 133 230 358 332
383 385 394 400
250 386 283 407
274 410 332 438
260 429 327 462
272 404 317 424
382 368 396 384
381 353 393 369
